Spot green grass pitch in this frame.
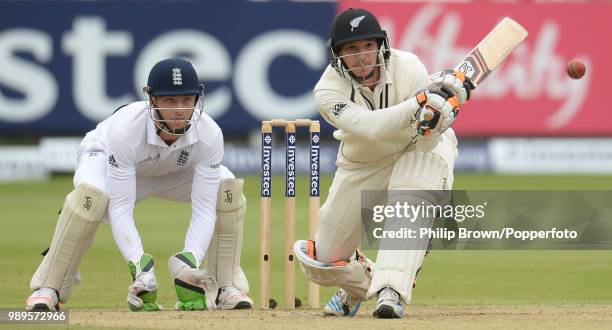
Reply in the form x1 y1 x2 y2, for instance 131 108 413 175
1 174 611 309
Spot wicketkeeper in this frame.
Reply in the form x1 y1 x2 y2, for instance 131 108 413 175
26 58 253 312
294 8 474 318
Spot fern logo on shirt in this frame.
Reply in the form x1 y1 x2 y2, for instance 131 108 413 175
176 150 190 166
332 102 348 118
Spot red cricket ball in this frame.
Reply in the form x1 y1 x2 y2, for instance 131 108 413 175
567 59 586 79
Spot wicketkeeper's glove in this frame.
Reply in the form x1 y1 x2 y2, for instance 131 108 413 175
127 253 162 311
168 251 218 311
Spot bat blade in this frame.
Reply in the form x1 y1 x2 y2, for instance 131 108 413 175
455 17 528 87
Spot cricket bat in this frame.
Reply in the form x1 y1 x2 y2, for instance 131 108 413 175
455 17 528 87
421 17 527 124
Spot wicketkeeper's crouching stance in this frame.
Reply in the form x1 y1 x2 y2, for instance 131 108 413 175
294 8 473 318
26 58 253 311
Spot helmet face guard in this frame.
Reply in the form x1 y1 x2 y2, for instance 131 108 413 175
328 8 391 85
329 38 390 86
143 85 204 136
144 58 205 136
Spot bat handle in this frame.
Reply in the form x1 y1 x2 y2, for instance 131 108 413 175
421 108 435 121
418 107 437 135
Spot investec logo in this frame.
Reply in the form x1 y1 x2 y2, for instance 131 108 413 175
261 133 272 198
286 132 296 197
310 132 320 197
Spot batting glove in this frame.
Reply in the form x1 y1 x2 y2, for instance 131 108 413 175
414 86 459 136
428 69 475 105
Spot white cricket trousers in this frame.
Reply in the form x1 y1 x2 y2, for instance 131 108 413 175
314 129 458 302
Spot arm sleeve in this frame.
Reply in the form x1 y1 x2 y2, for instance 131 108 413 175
184 131 224 265
315 89 423 141
410 58 430 95
106 131 142 264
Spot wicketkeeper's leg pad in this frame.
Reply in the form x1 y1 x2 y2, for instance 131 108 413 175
37 247 81 305
206 178 249 292
30 182 108 302
294 240 373 301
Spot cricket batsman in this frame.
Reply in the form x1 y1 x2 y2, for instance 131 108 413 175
294 8 474 318
26 58 253 311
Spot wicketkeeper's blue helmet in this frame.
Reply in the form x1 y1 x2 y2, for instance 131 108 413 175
143 58 205 136
146 58 203 97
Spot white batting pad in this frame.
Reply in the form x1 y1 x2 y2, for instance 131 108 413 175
294 240 373 300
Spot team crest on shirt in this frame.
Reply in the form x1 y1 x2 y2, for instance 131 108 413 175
332 102 348 118
172 68 182 86
176 150 190 166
